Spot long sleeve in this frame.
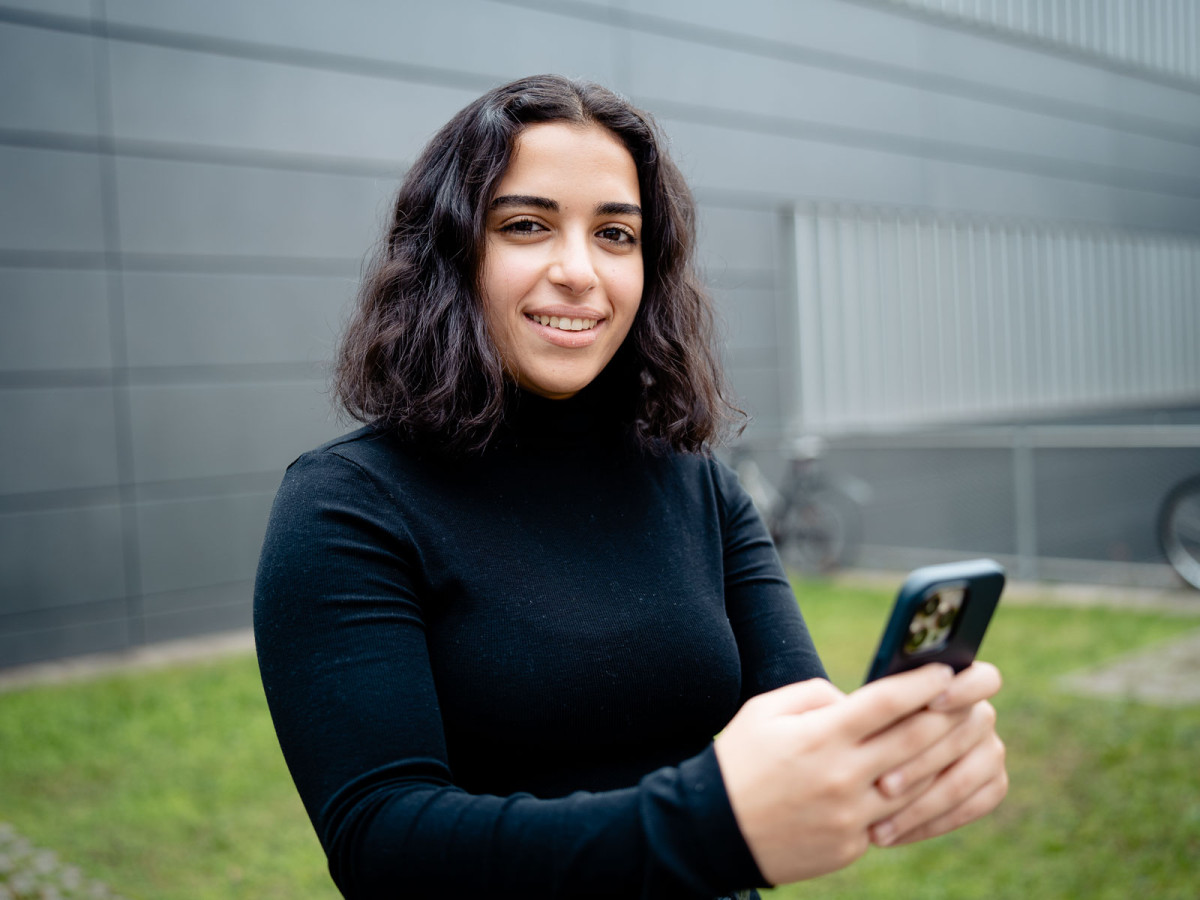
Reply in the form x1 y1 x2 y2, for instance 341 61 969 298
709 457 828 701
253 447 770 899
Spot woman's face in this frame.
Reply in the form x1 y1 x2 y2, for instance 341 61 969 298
481 121 644 400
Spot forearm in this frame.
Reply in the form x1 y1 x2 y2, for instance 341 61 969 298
318 746 761 899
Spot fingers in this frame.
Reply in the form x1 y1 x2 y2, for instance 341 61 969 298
714 678 884 885
869 730 1008 847
882 771 1009 847
751 677 846 718
874 701 997 799
927 661 1002 712
833 664 955 742
858 704 971 788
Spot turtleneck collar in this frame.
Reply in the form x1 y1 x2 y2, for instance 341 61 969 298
500 366 634 452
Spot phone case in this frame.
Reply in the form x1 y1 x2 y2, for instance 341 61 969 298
864 558 1005 683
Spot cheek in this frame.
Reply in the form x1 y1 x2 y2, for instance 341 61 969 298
604 260 644 311
483 248 539 310
481 252 518 321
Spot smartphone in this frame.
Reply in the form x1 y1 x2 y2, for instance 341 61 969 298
864 558 1005 683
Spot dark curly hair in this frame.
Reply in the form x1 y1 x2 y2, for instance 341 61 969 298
334 74 741 453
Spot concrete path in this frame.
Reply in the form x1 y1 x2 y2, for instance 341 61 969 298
0 628 255 693
831 570 1200 706
0 821 128 899
1058 629 1200 706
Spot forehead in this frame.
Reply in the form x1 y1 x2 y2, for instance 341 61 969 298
496 122 640 205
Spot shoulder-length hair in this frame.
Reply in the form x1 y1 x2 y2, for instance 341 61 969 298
334 74 741 454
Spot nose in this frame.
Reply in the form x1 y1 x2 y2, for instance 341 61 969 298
548 231 598 295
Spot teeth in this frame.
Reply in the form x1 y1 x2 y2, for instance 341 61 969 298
532 315 597 332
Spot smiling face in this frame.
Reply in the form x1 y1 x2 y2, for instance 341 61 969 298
481 122 644 400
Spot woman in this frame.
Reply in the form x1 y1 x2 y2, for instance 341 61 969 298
254 74 1006 899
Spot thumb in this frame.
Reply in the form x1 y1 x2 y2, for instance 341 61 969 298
751 677 845 718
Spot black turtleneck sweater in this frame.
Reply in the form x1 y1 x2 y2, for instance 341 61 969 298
253 384 825 899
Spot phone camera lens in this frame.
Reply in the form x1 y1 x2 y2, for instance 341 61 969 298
936 610 956 628
921 596 939 616
904 628 928 653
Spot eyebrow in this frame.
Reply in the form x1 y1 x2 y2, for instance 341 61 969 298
596 201 642 218
491 194 557 212
490 195 642 218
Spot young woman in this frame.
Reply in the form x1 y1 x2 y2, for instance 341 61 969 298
254 74 1007 900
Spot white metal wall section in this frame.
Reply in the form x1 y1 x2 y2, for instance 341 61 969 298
880 0 1200 83
793 204 1200 435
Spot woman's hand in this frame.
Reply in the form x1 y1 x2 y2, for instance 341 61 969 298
713 663 1006 886
868 662 1008 848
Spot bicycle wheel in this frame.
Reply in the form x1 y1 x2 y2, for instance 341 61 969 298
1159 475 1200 591
771 496 847 574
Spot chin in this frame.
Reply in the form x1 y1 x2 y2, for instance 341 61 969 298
520 370 599 400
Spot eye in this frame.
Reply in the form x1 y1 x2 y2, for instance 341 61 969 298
597 225 638 246
499 218 547 235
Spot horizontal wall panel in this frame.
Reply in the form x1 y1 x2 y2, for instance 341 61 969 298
140 580 251 622
114 156 387 260
664 117 1200 230
0 388 119 494
630 0 1200 138
0 503 127 613
128 381 339 482
631 30 1200 185
123 271 354 367
0 268 112 371
141 583 252 645
0 615 131 669
668 117 929 207
0 596 129 636
0 1 91 16
108 41 480 165
0 21 98 134
137 492 274 595
918 151 1186 229
828 447 1018 553
696 205 780 273
105 0 618 86
726 361 784 433
0 146 106 253
1033 447 1200 561
713 285 781 353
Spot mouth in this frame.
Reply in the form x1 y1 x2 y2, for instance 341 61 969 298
525 314 599 332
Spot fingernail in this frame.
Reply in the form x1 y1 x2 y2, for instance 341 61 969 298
880 771 904 796
873 821 896 846
928 690 951 710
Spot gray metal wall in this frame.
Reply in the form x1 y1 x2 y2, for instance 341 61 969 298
793 204 1200 434
885 0 1200 82
3 0 1199 668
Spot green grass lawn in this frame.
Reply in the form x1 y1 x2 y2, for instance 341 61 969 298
1 580 1198 899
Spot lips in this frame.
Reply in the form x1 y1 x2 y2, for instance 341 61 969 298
526 314 598 332
523 312 605 348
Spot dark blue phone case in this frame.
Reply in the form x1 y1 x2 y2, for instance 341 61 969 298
864 558 1005 683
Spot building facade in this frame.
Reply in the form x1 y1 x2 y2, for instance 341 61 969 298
2 0 1198 667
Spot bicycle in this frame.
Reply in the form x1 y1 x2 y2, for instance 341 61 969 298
1159 474 1200 591
732 438 870 574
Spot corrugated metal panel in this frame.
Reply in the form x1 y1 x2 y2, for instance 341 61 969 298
884 0 1200 83
792 204 1200 434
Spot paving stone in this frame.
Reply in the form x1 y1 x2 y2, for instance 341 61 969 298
1058 629 1200 706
